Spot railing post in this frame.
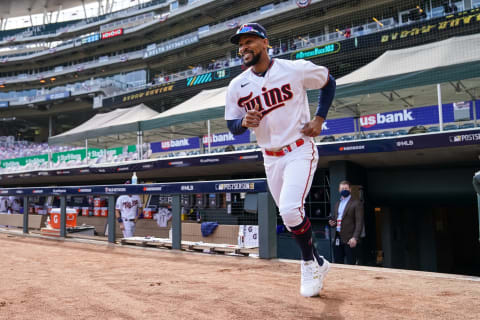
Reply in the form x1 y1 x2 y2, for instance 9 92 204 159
171 194 181 250
60 196 66 238
23 196 29 234
107 195 116 243
258 191 277 259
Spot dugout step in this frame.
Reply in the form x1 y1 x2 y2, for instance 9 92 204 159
120 237 258 256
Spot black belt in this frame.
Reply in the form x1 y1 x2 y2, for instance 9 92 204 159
123 219 136 222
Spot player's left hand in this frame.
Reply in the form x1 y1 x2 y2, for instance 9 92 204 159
301 116 324 137
347 237 357 248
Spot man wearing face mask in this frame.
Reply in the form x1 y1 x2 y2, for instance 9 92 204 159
328 180 364 265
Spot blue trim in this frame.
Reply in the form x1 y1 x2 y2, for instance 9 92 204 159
315 74 336 118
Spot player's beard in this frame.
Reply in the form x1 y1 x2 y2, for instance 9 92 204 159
243 50 261 67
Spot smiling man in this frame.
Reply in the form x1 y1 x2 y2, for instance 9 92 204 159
225 23 336 297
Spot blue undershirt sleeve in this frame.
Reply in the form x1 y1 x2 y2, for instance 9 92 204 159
315 74 336 118
227 118 248 135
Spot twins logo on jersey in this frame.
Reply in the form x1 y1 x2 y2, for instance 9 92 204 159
123 200 139 209
237 84 293 117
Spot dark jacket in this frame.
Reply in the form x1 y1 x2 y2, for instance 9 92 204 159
332 198 364 244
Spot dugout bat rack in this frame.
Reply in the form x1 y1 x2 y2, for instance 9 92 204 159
0 179 278 259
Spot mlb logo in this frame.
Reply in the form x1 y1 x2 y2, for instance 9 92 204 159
454 136 461 142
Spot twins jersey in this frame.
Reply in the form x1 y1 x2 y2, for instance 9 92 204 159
225 58 329 149
115 195 142 219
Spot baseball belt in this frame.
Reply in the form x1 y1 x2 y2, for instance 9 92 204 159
264 138 305 157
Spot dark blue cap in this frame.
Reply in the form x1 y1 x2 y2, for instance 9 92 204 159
230 23 267 45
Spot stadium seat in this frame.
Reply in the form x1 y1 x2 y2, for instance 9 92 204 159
459 123 475 129
379 131 395 137
365 132 379 139
443 124 459 131
394 129 408 136
320 135 335 142
427 126 440 132
339 135 355 141
408 125 427 134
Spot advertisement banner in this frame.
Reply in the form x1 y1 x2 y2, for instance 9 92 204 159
143 34 199 59
202 131 250 147
150 137 200 153
0 101 9 107
45 91 70 101
320 117 356 135
358 102 476 131
101 28 123 39
1 154 48 169
102 82 175 107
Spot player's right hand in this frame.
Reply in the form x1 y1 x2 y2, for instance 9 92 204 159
119 223 125 231
242 104 262 128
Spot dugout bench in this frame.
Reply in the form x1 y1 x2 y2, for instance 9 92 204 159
0 179 278 259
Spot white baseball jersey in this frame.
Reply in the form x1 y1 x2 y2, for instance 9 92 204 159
154 207 172 228
115 195 142 219
225 58 329 149
0 196 10 213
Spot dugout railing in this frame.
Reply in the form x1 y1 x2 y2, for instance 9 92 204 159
0 179 278 259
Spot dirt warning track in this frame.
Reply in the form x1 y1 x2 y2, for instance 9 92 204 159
0 233 479 320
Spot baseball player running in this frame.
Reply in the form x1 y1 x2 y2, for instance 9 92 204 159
225 23 336 297
115 194 143 238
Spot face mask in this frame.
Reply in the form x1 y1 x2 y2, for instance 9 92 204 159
340 190 350 197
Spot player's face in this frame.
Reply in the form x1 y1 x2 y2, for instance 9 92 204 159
238 35 268 67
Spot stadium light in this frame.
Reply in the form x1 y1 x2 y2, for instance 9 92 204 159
50 77 56 82
0 84 5 88
40 79 46 83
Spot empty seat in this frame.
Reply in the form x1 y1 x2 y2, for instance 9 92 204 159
459 123 475 129
379 131 395 137
443 124 459 131
394 129 408 136
427 126 440 132
320 135 335 142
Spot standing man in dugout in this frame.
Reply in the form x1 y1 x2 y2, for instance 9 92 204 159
329 180 364 265
225 23 336 297
115 191 143 238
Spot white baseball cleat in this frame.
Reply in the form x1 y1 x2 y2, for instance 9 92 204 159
300 256 330 297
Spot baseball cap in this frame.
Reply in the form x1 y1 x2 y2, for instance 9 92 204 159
230 23 267 45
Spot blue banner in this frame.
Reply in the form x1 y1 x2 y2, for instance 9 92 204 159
0 179 268 196
45 91 70 101
320 117 355 136
202 130 251 147
0 101 9 108
319 101 480 135
150 137 200 153
358 102 478 132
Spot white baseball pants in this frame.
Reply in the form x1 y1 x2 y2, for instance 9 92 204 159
122 220 136 238
264 138 318 228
